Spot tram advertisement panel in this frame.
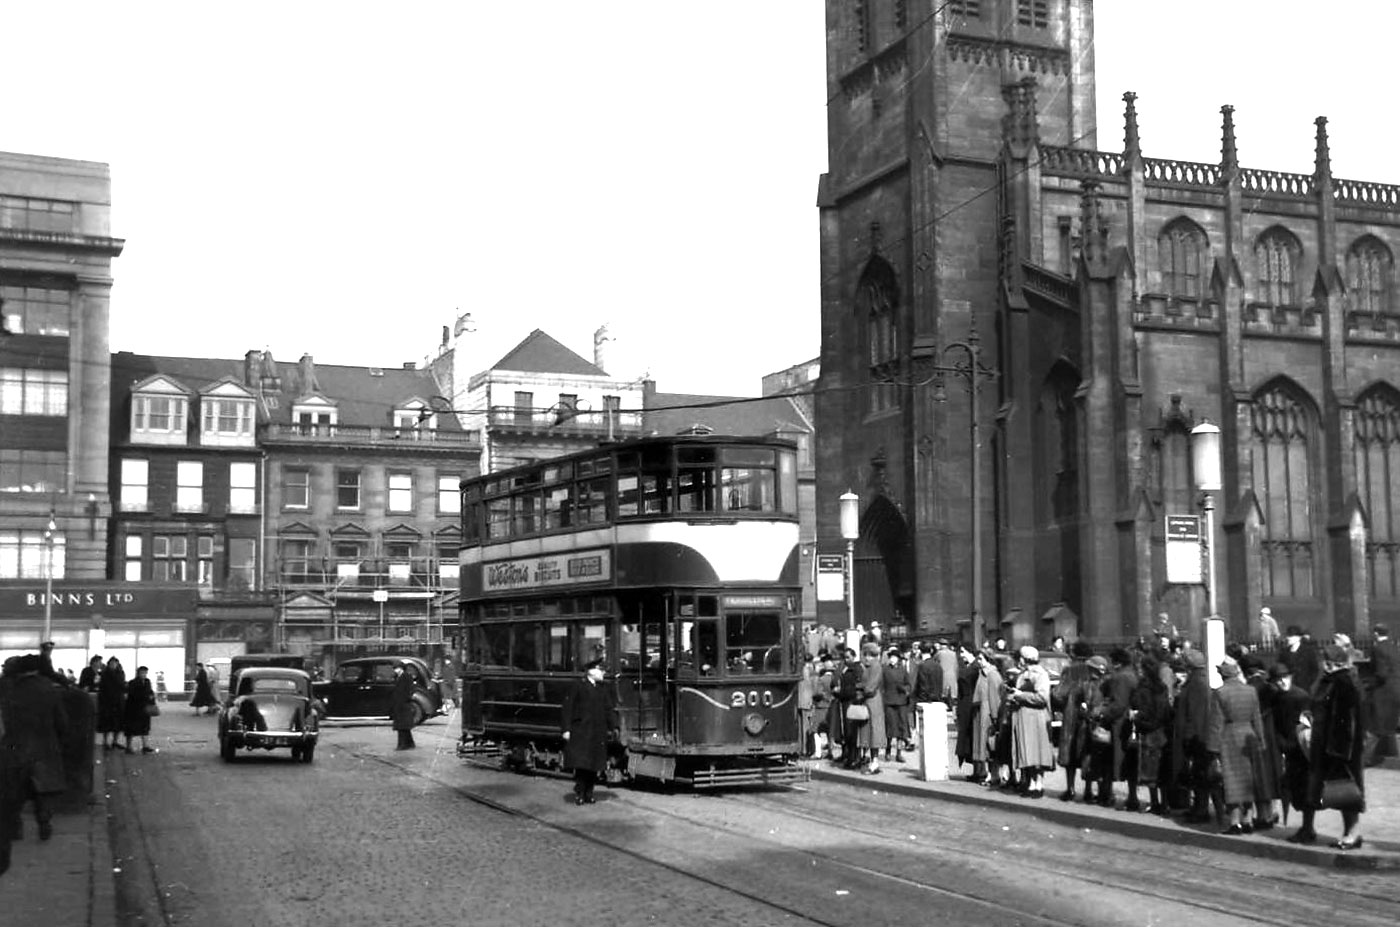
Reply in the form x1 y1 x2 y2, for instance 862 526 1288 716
482 549 612 593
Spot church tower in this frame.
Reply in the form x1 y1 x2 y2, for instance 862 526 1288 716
815 0 1098 640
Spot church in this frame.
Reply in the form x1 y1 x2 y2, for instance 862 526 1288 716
814 0 1400 645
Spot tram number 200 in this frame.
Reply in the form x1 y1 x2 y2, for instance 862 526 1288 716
730 690 774 708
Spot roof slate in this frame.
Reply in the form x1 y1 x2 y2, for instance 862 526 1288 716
643 391 810 438
490 329 606 377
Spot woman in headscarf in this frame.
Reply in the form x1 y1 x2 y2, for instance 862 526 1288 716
1008 646 1054 798
1294 644 1366 849
96 656 127 752
969 649 1004 786
1206 657 1265 834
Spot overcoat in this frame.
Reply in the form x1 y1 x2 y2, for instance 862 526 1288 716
1245 673 1282 801
123 676 156 737
0 673 69 794
1009 664 1055 770
954 661 978 763
1097 665 1139 781
1171 666 1211 788
1365 637 1400 736
1273 683 1312 810
880 662 910 743
1278 640 1323 694
853 656 886 750
969 662 1003 763
1053 660 1097 769
561 677 616 774
190 666 218 709
1206 676 1265 805
96 664 127 734
391 670 417 732
1306 667 1365 812
913 658 943 704
1128 677 1172 787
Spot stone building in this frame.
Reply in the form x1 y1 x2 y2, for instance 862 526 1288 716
815 0 1400 645
0 152 125 669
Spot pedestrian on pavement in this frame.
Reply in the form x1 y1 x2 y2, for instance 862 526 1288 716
561 658 616 804
1257 607 1280 651
0 654 69 848
1363 624 1399 766
855 642 887 775
36 642 71 688
953 647 979 777
968 650 1004 786
1240 654 1282 829
155 670 168 703
96 656 127 752
936 641 959 709
78 655 102 694
123 666 157 754
832 647 862 767
811 653 835 760
1053 641 1097 801
189 663 217 715
391 661 417 750
1127 654 1172 814
912 642 943 707
1206 658 1266 834
1172 649 1212 821
1278 626 1323 695
1294 644 1366 849
797 656 816 757
1008 646 1053 798
1092 648 1139 809
1270 662 1311 827
880 648 910 763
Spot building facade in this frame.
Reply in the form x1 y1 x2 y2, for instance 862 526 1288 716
816 0 1400 646
0 152 124 670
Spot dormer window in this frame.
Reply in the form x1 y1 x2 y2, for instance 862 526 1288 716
394 399 437 435
292 395 338 436
130 376 192 446
198 379 257 447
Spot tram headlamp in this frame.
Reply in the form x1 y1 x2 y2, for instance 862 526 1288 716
743 712 768 736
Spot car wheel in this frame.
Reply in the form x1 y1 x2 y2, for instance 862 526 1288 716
220 736 236 762
300 743 316 764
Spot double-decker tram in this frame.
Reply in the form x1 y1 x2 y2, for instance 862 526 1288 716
456 434 806 788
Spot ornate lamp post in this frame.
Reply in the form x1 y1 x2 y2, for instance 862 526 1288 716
43 512 57 643
839 491 860 631
913 322 999 650
1190 421 1224 685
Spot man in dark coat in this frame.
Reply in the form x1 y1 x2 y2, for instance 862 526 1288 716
1093 648 1139 808
1364 624 1399 765
391 662 417 750
1172 649 1213 821
1053 641 1097 801
0 655 70 853
561 659 616 804
1278 625 1322 694
912 643 943 706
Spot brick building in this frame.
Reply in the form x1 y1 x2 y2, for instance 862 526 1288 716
815 0 1400 645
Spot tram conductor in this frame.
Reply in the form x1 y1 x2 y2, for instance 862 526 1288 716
561 659 618 805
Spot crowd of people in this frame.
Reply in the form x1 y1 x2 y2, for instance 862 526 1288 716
799 621 1397 852
0 644 162 877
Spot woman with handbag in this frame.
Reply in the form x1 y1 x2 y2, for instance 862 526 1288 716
1205 658 1265 834
1293 644 1366 849
122 665 158 755
852 643 886 775
1008 646 1054 798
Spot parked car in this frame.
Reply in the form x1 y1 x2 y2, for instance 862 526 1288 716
218 667 322 763
312 655 444 725
226 654 313 700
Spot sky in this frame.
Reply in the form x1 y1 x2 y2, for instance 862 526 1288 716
5 2 1399 396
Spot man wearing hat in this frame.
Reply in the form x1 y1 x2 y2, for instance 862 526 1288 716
1364 624 1399 766
0 654 69 857
1277 625 1322 693
1270 662 1311 825
560 659 617 804
1172 649 1213 820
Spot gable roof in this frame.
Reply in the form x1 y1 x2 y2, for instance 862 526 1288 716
490 329 605 377
643 391 811 438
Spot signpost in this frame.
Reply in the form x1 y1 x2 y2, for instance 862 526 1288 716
816 554 846 603
1165 514 1203 585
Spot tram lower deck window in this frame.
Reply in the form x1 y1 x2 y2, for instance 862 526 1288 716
725 611 782 674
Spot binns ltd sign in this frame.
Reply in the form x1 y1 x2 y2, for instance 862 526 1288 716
28 591 136 608
0 584 197 618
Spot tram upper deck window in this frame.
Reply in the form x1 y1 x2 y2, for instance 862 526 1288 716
677 446 718 513
574 475 611 525
617 448 671 518
543 483 572 530
513 492 540 536
724 611 783 674
486 497 511 540
721 447 778 513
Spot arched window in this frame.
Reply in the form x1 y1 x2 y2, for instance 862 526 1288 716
1251 380 1316 598
1158 219 1208 299
1255 227 1302 308
857 257 900 414
1156 421 1194 514
1346 236 1392 316
1355 385 1400 600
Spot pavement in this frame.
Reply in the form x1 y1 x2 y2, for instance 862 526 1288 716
6 726 1397 924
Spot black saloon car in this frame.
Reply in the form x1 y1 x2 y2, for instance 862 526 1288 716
312 656 444 725
218 667 322 763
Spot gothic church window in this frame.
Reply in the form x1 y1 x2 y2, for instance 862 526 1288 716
1346 236 1392 317
1158 219 1208 299
1017 0 1048 28
1355 385 1400 600
1251 380 1316 598
857 257 900 415
1254 227 1302 308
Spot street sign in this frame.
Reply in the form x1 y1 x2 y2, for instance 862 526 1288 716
816 554 846 602
1165 514 1203 584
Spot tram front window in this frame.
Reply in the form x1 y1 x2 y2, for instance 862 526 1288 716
724 611 783 674
675 619 720 677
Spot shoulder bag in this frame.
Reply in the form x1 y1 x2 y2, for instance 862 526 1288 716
845 702 870 723
145 701 161 717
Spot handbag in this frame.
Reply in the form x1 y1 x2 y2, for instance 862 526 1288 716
845 702 870 723
1090 723 1112 745
145 702 161 717
1319 772 1363 812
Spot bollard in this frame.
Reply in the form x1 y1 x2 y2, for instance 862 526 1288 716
916 701 949 781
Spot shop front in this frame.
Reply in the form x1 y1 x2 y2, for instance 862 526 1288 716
0 582 198 693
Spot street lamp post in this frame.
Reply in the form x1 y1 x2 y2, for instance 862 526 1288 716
43 512 56 644
1190 421 1224 685
914 322 999 650
839 491 860 632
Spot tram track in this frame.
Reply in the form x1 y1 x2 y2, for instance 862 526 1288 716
452 749 1398 925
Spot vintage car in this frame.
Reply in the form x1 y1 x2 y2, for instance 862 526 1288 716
219 667 322 763
312 655 444 725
